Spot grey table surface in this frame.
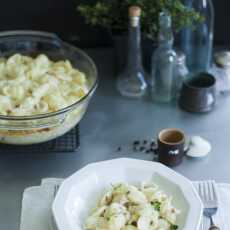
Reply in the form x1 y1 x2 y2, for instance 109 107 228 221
0 48 230 229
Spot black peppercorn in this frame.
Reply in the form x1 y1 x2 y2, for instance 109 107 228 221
117 147 122 152
133 140 140 146
143 140 148 145
139 146 145 151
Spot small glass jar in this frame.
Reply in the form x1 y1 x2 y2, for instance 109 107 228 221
211 51 230 93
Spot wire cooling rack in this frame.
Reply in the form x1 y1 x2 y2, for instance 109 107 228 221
0 126 80 154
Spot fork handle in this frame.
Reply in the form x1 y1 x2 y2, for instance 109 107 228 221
209 216 220 230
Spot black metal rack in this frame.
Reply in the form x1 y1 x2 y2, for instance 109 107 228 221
0 126 80 154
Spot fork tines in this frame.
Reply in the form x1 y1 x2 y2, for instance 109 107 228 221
197 180 218 209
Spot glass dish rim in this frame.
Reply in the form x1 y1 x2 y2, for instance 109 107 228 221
0 40 98 121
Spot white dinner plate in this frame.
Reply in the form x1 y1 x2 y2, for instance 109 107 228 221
52 158 203 230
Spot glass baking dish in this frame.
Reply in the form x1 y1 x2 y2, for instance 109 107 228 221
0 31 98 145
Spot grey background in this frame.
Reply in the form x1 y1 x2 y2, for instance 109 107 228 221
0 49 230 229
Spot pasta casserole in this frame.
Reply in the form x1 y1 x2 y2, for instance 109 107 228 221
0 54 88 116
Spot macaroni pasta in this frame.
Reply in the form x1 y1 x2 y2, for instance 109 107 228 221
0 54 88 116
85 182 180 230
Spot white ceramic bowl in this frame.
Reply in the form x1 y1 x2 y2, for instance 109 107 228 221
52 158 203 230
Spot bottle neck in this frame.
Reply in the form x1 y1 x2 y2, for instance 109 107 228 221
158 30 174 52
127 16 142 70
158 11 174 50
194 0 209 10
158 39 173 50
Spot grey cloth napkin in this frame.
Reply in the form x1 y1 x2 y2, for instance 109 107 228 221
20 178 230 230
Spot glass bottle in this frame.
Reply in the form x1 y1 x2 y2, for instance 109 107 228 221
116 6 147 98
181 0 214 74
151 11 177 103
173 50 189 98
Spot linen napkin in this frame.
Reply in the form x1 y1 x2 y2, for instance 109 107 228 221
20 179 230 230
20 178 63 230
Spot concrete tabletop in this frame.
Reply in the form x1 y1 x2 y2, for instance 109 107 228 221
0 49 230 229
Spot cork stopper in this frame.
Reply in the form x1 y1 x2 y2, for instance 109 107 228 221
129 6 141 17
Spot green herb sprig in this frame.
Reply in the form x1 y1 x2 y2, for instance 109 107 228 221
77 0 203 38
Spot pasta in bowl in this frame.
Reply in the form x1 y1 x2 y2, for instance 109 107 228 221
0 31 98 144
52 158 203 230
85 182 180 230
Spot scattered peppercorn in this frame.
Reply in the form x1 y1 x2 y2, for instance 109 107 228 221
117 147 122 152
151 148 158 155
139 146 145 151
117 139 157 155
143 140 148 145
133 140 140 146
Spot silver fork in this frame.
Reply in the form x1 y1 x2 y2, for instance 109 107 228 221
198 181 220 230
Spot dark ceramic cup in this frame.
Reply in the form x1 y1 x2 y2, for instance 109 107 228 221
179 72 216 113
157 129 185 167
